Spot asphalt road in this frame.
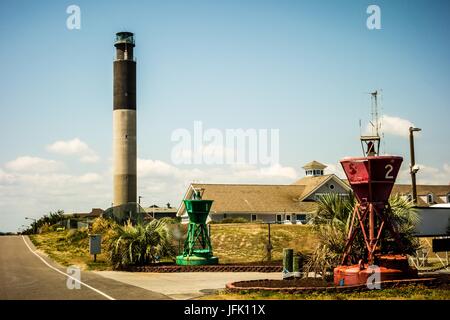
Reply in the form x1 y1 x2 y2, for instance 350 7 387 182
0 236 171 300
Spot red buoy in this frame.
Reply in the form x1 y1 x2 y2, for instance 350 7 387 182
334 156 417 286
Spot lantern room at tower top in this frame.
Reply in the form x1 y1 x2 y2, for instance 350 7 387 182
115 32 135 45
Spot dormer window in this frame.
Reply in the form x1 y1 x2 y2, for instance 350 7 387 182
306 169 324 176
427 193 434 204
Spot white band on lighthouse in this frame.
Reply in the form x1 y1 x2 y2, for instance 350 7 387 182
113 109 137 205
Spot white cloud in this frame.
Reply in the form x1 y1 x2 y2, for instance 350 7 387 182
444 164 450 175
397 163 450 185
172 144 246 165
80 154 100 163
47 138 89 154
47 138 99 163
260 164 298 179
4 156 63 173
138 158 180 178
232 163 297 181
0 168 16 184
324 162 346 179
365 115 415 138
0 168 111 231
134 159 299 208
76 173 102 184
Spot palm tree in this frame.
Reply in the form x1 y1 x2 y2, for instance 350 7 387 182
380 195 421 255
311 193 355 227
305 193 420 276
107 218 176 269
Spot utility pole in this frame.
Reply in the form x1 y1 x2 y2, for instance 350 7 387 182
409 127 421 204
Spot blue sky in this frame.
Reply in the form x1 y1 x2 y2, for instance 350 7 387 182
1 0 449 231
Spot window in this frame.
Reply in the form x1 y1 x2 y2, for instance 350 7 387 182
329 184 335 190
286 215 291 221
427 194 434 204
276 214 282 223
296 214 307 222
251 214 257 221
223 213 227 219
447 194 450 203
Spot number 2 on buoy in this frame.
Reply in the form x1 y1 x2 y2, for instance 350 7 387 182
385 164 393 179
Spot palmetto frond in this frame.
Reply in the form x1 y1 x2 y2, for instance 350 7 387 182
107 218 176 269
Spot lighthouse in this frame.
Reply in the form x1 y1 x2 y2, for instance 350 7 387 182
113 32 137 206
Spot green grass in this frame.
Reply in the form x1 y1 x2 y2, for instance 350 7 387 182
210 223 317 264
29 224 317 269
200 285 450 300
29 230 111 271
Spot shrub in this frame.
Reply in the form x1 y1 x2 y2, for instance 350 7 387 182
48 224 64 232
106 219 176 269
39 223 51 234
212 217 249 224
91 217 116 234
90 217 119 250
252 219 265 224
29 210 65 234
66 228 88 244
159 217 181 225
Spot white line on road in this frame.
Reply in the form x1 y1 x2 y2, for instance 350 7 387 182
21 235 115 300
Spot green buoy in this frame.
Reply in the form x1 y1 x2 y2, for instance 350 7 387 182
176 190 219 266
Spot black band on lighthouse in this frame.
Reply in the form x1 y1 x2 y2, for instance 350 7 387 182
113 60 136 110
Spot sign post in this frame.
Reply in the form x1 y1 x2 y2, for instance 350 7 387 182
89 234 101 262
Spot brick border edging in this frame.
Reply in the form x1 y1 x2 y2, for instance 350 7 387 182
121 265 283 273
225 277 438 294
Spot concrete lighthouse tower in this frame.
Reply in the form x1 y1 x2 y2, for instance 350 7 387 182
113 32 136 206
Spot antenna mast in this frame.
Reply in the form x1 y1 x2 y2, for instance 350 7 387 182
371 90 380 137
360 90 381 156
